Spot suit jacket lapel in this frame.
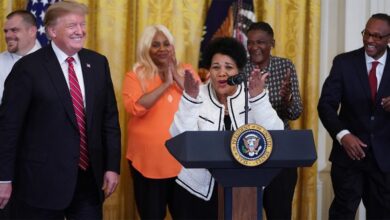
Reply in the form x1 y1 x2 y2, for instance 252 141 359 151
43 46 78 129
355 48 372 103
78 49 94 131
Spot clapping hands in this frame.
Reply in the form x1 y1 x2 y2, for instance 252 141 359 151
248 68 269 97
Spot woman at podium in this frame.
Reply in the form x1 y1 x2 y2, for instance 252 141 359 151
170 37 284 218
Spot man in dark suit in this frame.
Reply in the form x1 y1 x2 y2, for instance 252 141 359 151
318 13 390 219
0 1 121 219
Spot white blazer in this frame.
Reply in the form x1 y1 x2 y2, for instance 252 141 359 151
170 82 284 200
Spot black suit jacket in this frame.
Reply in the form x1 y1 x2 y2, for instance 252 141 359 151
318 47 390 172
0 45 121 209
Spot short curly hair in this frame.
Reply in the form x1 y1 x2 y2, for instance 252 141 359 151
202 37 247 70
247 21 274 38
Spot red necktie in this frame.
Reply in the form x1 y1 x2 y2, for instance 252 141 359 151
368 61 379 104
66 57 89 170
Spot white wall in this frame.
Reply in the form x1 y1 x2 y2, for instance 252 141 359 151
318 1 390 219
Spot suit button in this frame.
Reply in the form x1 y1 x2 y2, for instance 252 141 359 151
370 116 375 121
371 134 374 138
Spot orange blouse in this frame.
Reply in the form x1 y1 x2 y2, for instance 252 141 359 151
122 64 195 179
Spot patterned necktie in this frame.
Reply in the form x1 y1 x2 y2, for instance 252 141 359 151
368 61 379 104
66 57 89 170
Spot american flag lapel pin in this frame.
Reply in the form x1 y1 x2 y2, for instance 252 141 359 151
86 63 91 68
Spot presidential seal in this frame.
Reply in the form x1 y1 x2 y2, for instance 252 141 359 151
230 124 273 167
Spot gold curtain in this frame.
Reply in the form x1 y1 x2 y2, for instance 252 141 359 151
254 1 321 219
0 0 320 219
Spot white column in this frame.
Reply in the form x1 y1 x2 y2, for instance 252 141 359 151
318 0 345 219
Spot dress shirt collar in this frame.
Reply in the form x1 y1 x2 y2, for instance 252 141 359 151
9 39 41 61
365 49 387 65
51 41 81 65
9 53 22 61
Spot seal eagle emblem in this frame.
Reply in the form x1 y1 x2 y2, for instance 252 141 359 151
231 124 273 166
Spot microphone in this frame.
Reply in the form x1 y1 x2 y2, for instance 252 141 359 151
227 73 246 86
227 68 268 86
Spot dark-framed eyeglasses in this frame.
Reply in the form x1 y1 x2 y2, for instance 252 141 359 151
361 30 390 41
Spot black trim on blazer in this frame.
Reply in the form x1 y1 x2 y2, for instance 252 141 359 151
208 84 223 130
183 93 203 104
239 108 252 115
249 91 266 103
199 116 215 124
176 175 213 199
229 85 242 129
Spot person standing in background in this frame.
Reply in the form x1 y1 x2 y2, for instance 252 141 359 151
0 1 121 219
318 13 390 219
0 10 41 104
122 24 198 219
0 9 40 220
243 21 303 219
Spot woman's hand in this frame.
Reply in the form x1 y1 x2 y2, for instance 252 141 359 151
168 45 185 89
184 70 199 98
162 68 174 86
248 68 268 97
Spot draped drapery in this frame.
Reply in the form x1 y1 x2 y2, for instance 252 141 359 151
0 1 320 219
254 1 320 219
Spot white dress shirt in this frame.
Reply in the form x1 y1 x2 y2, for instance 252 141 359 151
0 42 86 184
336 50 387 144
0 40 41 104
51 42 86 107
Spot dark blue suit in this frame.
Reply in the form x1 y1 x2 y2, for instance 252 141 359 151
318 47 390 219
0 45 121 215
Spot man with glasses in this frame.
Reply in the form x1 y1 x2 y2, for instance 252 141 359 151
318 13 390 219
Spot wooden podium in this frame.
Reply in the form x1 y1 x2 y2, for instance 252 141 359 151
166 130 317 220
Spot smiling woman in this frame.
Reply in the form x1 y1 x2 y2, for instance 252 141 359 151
122 24 199 220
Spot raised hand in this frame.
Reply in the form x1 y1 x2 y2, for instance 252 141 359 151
168 45 186 89
248 68 268 98
184 70 199 98
280 68 292 104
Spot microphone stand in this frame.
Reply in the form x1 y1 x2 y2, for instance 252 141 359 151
226 71 252 125
243 68 267 125
243 73 249 125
